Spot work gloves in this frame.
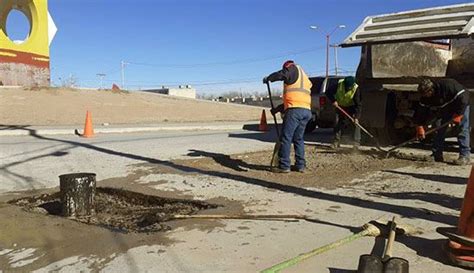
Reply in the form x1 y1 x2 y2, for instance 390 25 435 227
270 104 284 116
416 126 425 140
262 77 269 84
452 114 463 125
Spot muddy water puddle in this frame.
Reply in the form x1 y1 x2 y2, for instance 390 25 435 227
9 187 217 233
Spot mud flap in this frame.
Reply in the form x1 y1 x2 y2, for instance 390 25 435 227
360 91 388 129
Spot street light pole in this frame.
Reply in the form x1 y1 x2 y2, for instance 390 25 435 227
310 25 345 78
121 61 126 90
121 61 130 90
326 34 330 78
330 44 339 76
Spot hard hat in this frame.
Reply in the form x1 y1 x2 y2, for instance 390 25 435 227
344 76 355 90
282 60 295 69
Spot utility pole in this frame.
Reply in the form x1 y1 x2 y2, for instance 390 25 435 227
96 73 106 90
121 61 128 90
310 25 345 78
330 44 339 76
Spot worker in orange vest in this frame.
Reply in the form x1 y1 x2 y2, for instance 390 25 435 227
263 60 312 173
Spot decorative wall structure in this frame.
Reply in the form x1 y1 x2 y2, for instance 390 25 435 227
0 0 56 86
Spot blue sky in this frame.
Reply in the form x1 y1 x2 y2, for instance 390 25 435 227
6 0 472 95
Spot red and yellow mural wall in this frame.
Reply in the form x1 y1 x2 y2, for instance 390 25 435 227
0 0 53 86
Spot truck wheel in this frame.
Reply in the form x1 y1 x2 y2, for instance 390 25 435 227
305 119 317 134
373 92 402 145
470 129 474 152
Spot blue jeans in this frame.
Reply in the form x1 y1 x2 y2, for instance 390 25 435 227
278 108 312 170
433 106 471 158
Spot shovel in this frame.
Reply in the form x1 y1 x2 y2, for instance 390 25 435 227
382 216 409 273
266 82 281 168
358 217 410 273
262 221 382 273
384 119 453 158
335 104 386 153
261 216 421 273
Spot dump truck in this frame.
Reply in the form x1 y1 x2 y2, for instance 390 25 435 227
340 3 474 145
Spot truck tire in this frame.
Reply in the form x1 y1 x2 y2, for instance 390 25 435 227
373 92 402 145
470 129 474 152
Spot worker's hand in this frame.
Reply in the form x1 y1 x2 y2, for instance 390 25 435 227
263 77 269 84
416 126 425 140
354 118 359 125
453 114 463 125
270 107 278 116
332 101 338 108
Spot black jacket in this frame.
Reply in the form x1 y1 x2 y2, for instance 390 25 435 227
266 65 302 114
414 78 469 125
266 65 299 85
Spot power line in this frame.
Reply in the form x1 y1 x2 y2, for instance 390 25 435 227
126 46 326 68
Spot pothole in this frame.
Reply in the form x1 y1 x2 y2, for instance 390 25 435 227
9 187 218 233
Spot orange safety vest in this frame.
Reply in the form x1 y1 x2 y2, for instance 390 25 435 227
283 65 312 110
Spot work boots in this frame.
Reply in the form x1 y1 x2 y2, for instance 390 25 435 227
331 141 340 150
271 167 290 173
352 143 360 152
426 153 444 163
453 156 471 166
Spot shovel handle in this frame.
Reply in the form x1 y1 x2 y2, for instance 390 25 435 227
386 119 453 154
383 216 397 260
266 82 280 138
335 105 375 139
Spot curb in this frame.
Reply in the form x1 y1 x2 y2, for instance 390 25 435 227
0 123 260 137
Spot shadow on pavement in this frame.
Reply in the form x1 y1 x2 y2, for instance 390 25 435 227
397 236 452 267
328 268 355 273
0 124 31 131
187 149 269 172
400 140 461 153
384 170 467 185
371 191 462 210
229 127 334 144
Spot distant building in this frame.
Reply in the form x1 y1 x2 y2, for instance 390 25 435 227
143 85 196 99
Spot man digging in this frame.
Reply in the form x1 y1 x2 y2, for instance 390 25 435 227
414 78 471 165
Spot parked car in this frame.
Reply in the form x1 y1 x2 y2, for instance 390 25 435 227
305 76 345 133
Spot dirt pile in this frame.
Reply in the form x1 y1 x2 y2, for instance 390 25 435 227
9 187 217 233
178 147 429 189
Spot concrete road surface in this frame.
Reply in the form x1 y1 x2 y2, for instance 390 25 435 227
0 129 276 193
0 128 471 272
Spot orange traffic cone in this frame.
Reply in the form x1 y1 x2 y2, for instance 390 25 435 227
437 165 474 268
259 109 269 131
458 166 474 238
81 111 94 138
